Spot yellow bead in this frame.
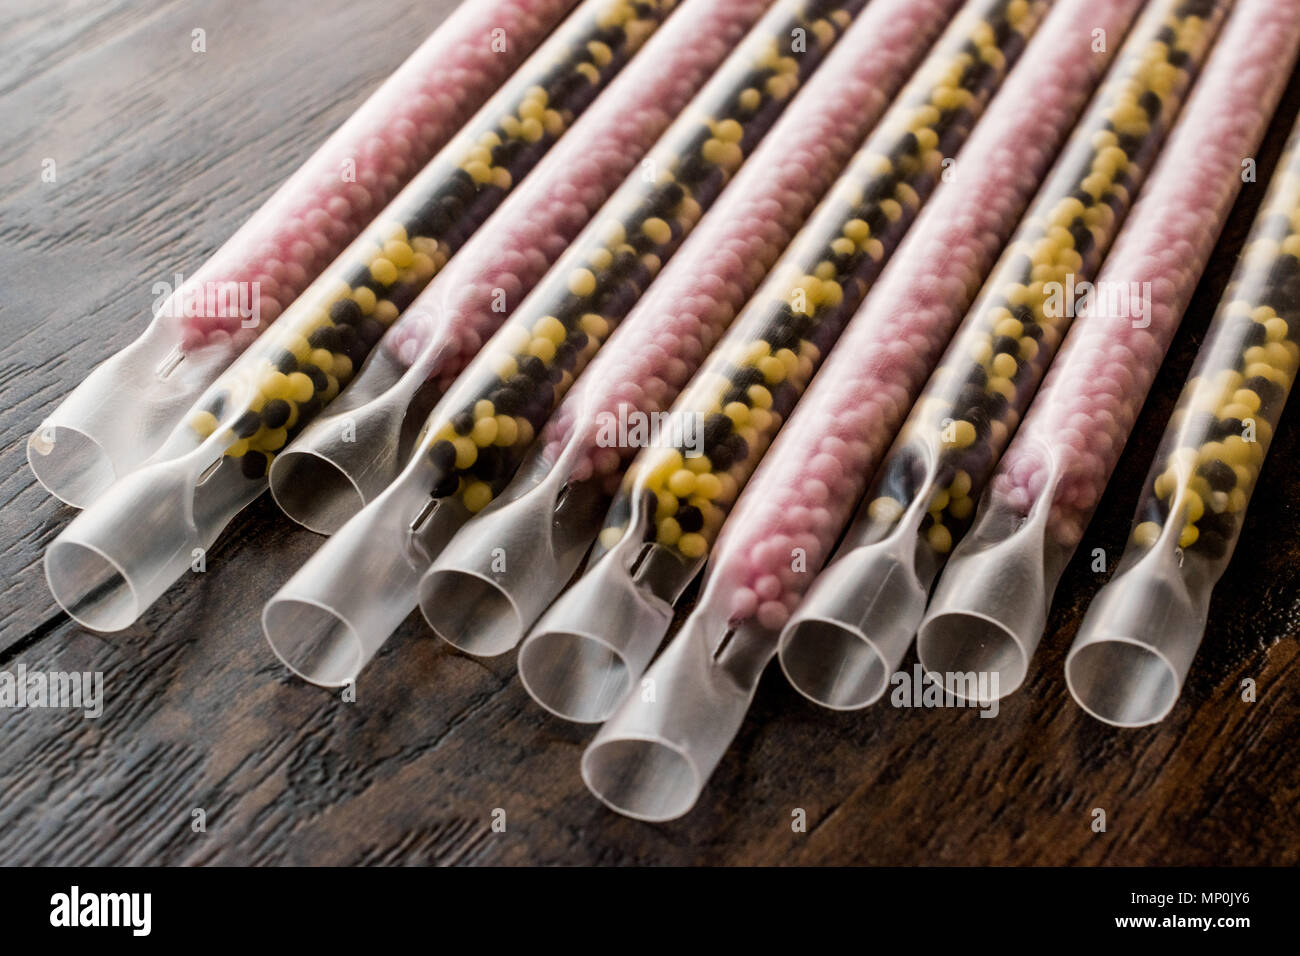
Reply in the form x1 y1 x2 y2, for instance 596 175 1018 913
843 218 870 242
353 286 377 315
723 401 750 427
677 533 708 559
375 300 399 325
189 410 219 437
568 268 596 297
580 313 609 339
655 490 678 519
926 523 952 554
535 315 567 344
261 371 291 399
494 415 518 447
1133 521 1161 548
333 355 354 380
657 517 682 547
741 385 770 412
944 419 977 448
374 243 410 273
758 355 786 384
463 481 493 514
667 469 697 497
642 217 672 245
258 427 288 451
453 437 478 469
694 473 722 500
1178 523 1199 548
287 372 315 403
369 258 398 285
992 353 1018 379
471 416 498 447
867 496 903 523
527 337 556 362
715 118 743 143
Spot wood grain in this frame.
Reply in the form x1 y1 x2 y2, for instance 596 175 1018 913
0 0 1297 866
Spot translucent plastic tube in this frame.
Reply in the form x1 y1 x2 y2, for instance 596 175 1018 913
42 0 679 633
519 0 1055 724
261 0 874 686
778 0 1230 711
417 0 961 659
25 0 575 509
584 0 1147 821
1064 124 1300 727
268 0 780 532
919 0 1300 706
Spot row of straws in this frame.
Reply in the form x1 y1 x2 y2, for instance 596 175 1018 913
32 0 1300 821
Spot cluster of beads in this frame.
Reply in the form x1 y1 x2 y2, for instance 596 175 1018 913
1132 158 1300 559
861 0 1227 558
185 0 676 478
377 0 775 389
173 0 575 351
984 0 1300 552
595 0 1050 564
415 0 868 515
536 0 962 497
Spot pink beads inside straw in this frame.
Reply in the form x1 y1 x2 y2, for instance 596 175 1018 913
538 0 963 494
990 0 1300 549
174 0 572 351
380 0 774 383
710 0 1146 630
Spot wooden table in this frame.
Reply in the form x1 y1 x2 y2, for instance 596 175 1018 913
2 0 1297 866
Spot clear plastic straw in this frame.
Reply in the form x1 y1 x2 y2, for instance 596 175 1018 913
778 0 1230 711
919 0 1300 705
1065 110 1300 727
268 0 781 533
42 0 681 632
26 0 575 508
583 0 1146 820
261 0 876 686
418 0 962 658
519 0 1054 724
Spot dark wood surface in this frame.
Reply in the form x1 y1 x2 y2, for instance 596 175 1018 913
1 0 1297 866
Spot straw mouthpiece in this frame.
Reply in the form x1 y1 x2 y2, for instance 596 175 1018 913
44 451 216 631
27 424 116 509
1065 543 1206 727
419 470 607 657
30 330 231 508
518 541 677 724
263 473 451 686
778 541 931 710
916 509 1052 702
582 615 774 821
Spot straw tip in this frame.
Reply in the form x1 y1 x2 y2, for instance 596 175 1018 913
269 448 367 535
581 733 704 823
27 424 117 509
419 566 525 657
